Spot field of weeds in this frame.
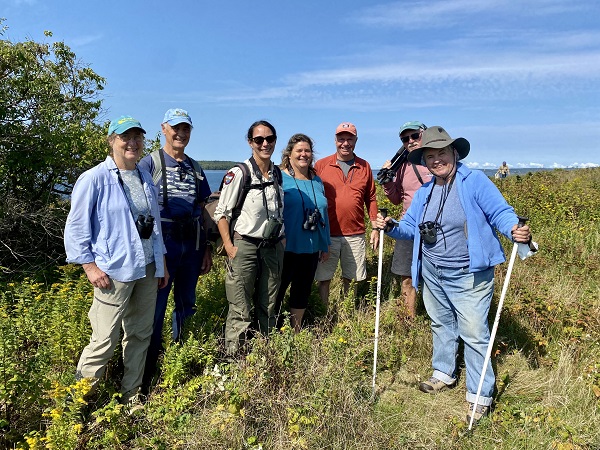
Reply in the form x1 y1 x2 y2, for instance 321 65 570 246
2 168 599 449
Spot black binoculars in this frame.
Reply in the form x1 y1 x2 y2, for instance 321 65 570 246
302 208 323 231
136 214 155 239
418 221 437 245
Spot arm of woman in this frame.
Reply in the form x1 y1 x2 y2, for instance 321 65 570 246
471 172 521 238
82 262 110 289
218 217 237 259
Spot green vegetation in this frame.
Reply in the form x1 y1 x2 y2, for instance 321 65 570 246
1 168 599 449
198 161 241 170
0 20 106 280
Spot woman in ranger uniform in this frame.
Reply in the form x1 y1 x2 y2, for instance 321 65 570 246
214 120 285 355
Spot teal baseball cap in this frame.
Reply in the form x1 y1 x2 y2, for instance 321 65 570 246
399 121 427 137
108 115 146 136
162 108 193 128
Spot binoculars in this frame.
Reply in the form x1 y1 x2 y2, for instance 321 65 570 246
418 221 437 245
136 214 155 240
302 208 323 231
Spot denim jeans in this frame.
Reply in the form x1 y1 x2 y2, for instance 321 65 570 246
421 257 496 406
143 234 205 387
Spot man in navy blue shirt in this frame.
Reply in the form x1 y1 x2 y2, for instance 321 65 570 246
138 109 212 393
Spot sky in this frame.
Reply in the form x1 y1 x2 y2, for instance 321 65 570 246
2 0 600 170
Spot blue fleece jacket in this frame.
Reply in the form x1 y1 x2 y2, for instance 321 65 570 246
386 163 518 289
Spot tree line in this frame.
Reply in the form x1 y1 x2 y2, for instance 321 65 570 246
197 161 239 170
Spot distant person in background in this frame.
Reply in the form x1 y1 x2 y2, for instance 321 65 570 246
497 161 510 179
314 122 379 308
138 108 212 393
381 121 432 319
275 134 331 332
64 115 168 411
214 120 285 355
375 126 533 424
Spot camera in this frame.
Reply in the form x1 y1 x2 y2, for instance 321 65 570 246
418 221 437 245
376 148 409 185
263 216 284 240
136 214 155 239
302 208 323 231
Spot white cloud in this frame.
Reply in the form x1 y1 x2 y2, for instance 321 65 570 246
352 0 591 29
568 162 600 168
70 34 103 47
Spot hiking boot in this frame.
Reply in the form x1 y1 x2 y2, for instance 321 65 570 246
418 376 453 393
466 402 490 423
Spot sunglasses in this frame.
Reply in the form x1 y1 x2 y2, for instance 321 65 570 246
250 135 277 145
400 131 422 144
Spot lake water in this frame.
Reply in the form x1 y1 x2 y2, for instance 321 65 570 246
203 168 555 192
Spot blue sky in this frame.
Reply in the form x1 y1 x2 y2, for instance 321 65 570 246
2 0 599 170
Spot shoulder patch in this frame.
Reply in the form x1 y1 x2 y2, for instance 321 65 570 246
224 171 236 185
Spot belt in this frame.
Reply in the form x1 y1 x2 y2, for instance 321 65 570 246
234 232 283 248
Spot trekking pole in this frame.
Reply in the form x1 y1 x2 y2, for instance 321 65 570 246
372 208 388 399
468 216 531 429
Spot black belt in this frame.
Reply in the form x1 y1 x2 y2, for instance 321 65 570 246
234 232 283 248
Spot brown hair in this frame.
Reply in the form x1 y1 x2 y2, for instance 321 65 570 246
280 133 316 176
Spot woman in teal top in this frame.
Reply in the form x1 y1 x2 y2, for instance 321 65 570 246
276 134 331 331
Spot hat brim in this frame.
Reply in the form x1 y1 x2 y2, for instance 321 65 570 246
165 118 193 128
407 137 470 166
111 124 146 135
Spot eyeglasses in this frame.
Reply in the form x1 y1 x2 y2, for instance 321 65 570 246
117 134 144 143
251 135 277 145
400 131 421 144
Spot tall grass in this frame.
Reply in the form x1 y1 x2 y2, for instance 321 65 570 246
1 168 599 449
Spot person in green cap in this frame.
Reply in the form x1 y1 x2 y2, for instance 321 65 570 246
381 121 432 319
65 115 169 412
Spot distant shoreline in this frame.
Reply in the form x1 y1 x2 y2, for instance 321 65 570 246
201 165 586 191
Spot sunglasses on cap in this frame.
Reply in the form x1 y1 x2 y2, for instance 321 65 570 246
400 131 422 144
250 135 277 145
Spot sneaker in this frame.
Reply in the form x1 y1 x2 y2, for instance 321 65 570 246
122 392 145 416
418 376 453 393
466 402 490 423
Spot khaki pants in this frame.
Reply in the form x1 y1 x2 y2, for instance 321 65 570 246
76 263 157 399
225 239 284 353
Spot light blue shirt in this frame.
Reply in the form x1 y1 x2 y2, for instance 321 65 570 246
64 156 166 282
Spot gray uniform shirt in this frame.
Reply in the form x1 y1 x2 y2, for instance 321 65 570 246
213 159 285 239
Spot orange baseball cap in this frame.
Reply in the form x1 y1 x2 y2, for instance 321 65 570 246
335 122 357 136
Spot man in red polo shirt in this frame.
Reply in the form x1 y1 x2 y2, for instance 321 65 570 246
314 122 379 307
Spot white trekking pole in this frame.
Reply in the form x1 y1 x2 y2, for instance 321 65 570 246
372 208 388 398
469 216 536 429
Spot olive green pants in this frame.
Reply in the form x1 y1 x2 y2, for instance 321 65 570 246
225 239 284 354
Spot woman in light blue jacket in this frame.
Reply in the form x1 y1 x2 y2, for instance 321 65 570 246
64 116 168 410
375 126 532 424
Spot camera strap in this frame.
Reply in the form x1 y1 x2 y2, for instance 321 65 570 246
411 163 425 185
116 167 152 223
422 176 455 227
290 168 322 228
249 156 283 218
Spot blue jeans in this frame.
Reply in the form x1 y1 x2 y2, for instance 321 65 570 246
421 258 496 406
143 233 205 387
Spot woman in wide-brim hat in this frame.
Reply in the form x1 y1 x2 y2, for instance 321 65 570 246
375 126 533 424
